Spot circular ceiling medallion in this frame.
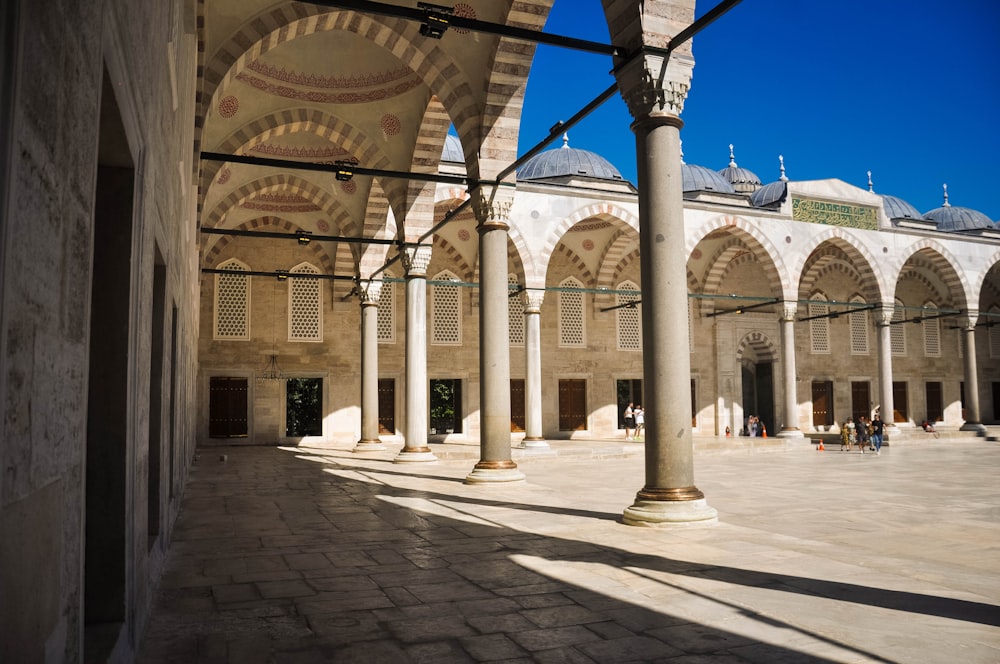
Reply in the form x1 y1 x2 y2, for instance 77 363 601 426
216 167 231 184
457 228 471 242
690 248 702 259
218 95 239 119
380 113 401 136
316 219 330 232
341 180 357 194
452 4 476 33
582 239 595 251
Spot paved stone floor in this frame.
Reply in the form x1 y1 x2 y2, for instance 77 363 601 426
138 436 1000 663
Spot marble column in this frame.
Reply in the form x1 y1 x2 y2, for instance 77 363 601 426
354 281 386 451
876 307 896 431
617 52 716 526
960 312 985 431
777 302 803 437
395 245 437 463
466 192 524 484
521 290 548 448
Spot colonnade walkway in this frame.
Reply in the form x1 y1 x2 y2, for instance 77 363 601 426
139 434 1000 663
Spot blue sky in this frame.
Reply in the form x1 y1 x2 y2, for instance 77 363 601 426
519 0 1000 221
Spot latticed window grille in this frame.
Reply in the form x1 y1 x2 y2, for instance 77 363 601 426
289 263 322 341
431 270 462 345
922 303 941 357
809 297 830 354
558 277 585 347
849 298 869 354
377 273 395 343
616 281 641 350
214 260 249 340
508 274 524 346
891 301 906 355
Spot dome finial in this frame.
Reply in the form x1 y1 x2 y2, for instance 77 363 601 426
942 183 950 207
728 143 737 167
867 170 874 193
561 132 569 148
779 155 788 182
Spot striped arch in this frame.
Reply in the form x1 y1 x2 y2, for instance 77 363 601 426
431 236 475 285
735 330 779 363
890 239 972 311
595 244 641 309
799 245 867 298
203 177 357 237
201 109 398 209
688 215 790 301
536 202 640 286
549 244 594 287
202 216 334 276
201 11 478 171
974 250 1000 307
794 228 886 304
408 95 453 182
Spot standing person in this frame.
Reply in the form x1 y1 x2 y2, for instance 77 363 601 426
841 417 858 452
870 413 884 455
633 405 645 440
857 416 871 451
624 402 635 441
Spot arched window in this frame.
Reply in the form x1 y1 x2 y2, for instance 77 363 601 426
432 270 462 345
558 277 585 347
214 259 250 340
891 298 906 356
849 295 869 354
289 263 322 342
809 293 830 354
616 280 641 351
922 301 941 357
376 272 395 344
508 274 524 346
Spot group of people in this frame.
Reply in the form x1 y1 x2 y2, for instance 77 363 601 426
840 413 885 455
742 415 766 437
623 402 644 440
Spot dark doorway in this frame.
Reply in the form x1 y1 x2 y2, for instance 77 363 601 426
286 377 322 437
925 381 943 422
209 377 248 438
743 361 775 434
430 379 462 434
851 381 871 423
616 379 642 428
147 255 167 549
378 378 395 434
559 379 587 431
893 381 909 423
812 381 834 428
510 379 525 432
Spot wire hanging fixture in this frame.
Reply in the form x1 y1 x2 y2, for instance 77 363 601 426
256 270 287 383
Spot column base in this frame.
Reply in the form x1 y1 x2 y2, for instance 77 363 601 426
353 439 387 452
519 438 550 449
960 422 987 434
776 428 805 439
623 498 718 527
394 447 438 463
464 467 526 485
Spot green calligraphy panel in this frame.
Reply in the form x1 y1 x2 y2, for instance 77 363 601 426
792 198 877 230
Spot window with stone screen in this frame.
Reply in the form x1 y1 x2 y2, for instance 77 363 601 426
849 297 869 354
558 277 585 347
377 273 395 343
214 259 250 340
891 300 906 355
431 270 462 345
922 302 940 357
808 296 830 354
289 263 322 341
616 281 641 350
508 274 524 346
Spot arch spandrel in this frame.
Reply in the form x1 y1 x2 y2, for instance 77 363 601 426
890 239 973 312
794 228 887 305
688 215 790 304
202 216 335 277
973 250 1000 311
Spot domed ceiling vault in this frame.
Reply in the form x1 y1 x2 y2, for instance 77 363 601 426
197 1 550 287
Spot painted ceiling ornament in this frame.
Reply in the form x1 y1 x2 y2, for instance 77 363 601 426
451 3 476 34
380 113 401 137
582 239 595 251
217 95 239 118
316 219 330 232
217 167 231 184
341 179 357 194
457 228 471 242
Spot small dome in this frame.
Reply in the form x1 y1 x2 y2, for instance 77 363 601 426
881 195 923 220
517 134 624 182
682 163 735 193
441 133 464 163
925 205 994 232
717 144 761 193
750 180 787 207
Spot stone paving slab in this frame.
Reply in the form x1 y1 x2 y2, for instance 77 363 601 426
139 437 1000 663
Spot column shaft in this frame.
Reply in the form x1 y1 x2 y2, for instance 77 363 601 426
876 313 895 428
397 247 436 462
962 323 983 429
522 299 547 446
778 308 802 437
354 297 385 451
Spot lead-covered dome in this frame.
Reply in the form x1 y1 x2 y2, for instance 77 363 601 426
517 134 624 182
717 144 761 193
683 163 735 193
881 194 923 220
924 185 993 232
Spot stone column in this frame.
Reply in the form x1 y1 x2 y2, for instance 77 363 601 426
777 302 803 437
466 192 524 484
521 290 548 448
617 52 715 525
876 307 896 432
396 245 437 463
960 312 985 431
354 281 386 451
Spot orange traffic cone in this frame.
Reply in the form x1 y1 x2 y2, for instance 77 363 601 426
762 426 767 438
817 440 825 451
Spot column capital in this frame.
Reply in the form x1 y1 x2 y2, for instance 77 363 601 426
402 245 432 277
875 306 895 327
780 301 798 321
960 310 979 329
472 190 512 232
615 50 694 122
523 290 545 313
359 279 383 306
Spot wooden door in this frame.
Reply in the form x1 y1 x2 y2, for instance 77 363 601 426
510 379 525 432
209 377 248 437
558 379 587 431
811 381 833 427
378 378 395 434
851 381 870 423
